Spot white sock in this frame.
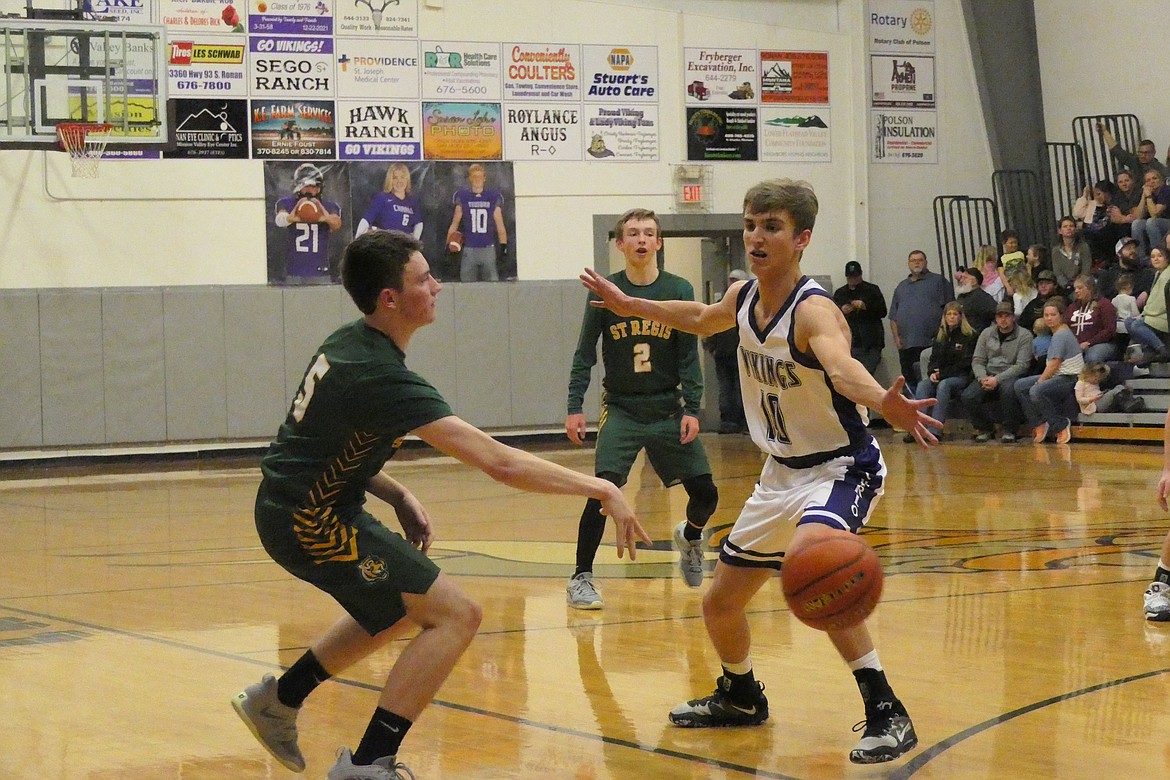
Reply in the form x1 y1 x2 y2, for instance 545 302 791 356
722 657 753 676
847 650 882 672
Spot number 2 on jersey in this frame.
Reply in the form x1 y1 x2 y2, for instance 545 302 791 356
633 342 652 373
292 353 331 422
759 391 790 443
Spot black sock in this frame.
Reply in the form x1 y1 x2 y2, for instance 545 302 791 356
853 667 906 718
574 497 606 576
720 666 761 704
276 650 331 709
682 475 718 541
353 707 412 765
1155 565 1170 585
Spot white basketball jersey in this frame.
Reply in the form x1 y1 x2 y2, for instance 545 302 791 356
735 276 870 467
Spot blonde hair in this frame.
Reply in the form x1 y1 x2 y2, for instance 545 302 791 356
936 301 975 341
382 163 412 195
1079 362 1109 384
975 244 997 268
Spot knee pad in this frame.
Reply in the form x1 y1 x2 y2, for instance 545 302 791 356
683 474 719 520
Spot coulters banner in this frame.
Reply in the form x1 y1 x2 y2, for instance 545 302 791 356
583 104 658 161
504 104 582 161
503 43 581 101
421 41 502 102
582 45 658 103
683 48 757 105
335 39 420 99
249 36 335 98
759 51 829 104
759 108 831 163
871 109 936 163
337 101 421 160
336 0 419 36
868 0 935 54
870 55 934 109
248 0 334 36
167 37 248 98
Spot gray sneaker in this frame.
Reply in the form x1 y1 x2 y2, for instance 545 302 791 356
231 673 305 772
850 713 918 764
327 747 415 780
567 571 603 609
1145 581 1170 622
672 521 705 588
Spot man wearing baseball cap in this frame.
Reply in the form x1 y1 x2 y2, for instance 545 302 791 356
832 261 887 377
961 300 1034 442
1021 269 1060 362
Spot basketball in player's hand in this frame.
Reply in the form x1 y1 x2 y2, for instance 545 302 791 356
294 197 324 222
781 530 883 631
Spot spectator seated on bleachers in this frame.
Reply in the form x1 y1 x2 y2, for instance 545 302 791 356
1051 216 1093 293
1023 270 1060 364
1076 362 1145 416
1066 274 1119 364
1099 123 1168 181
1131 168 1170 258
962 301 1034 443
955 266 997 333
1074 181 1127 264
1097 236 1153 301
1009 297 1082 445
904 302 977 443
1124 245 1170 365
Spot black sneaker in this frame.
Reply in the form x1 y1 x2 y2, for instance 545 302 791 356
849 713 918 764
668 677 768 727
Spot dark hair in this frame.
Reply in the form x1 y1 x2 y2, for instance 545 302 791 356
1043 296 1067 316
341 230 423 315
1117 272 1135 291
614 208 661 239
1093 180 1117 199
1000 228 1018 243
742 179 819 233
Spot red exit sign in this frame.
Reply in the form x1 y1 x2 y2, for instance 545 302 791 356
682 184 703 202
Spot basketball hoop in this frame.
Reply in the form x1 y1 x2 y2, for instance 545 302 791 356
56 122 113 178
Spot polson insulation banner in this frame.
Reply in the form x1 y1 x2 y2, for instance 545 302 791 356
870 109 936 163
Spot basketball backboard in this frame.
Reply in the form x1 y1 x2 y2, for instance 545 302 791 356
0 14 168 148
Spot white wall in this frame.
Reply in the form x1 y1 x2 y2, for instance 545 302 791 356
0 0 998 295
1036 0 1170 147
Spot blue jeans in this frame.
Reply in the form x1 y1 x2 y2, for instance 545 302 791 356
1125 316 1169 354
1014 374 1077 429
1132 217 1170 256
1083 341 1119 363
915 375 968 423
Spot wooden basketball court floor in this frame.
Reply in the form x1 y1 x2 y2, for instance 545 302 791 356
2 432 1169 779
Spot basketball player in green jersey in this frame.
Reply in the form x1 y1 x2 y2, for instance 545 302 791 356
565 208 720 609
231 230 648 780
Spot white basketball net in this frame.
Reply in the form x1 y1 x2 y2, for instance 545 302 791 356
56 123 113 178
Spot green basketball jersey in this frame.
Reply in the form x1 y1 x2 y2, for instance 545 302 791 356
567 270 703 418
260 320 452 515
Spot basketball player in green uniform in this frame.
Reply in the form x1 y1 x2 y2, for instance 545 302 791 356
231 230 647 780
565 208 720 609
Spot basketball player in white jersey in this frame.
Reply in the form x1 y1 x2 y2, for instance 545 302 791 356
580 178 940 764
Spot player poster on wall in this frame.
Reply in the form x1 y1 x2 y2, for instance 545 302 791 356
349 160 516 281
264 160 351 285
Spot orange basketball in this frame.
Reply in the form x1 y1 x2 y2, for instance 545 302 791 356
294 197 323 222
781 531 883 632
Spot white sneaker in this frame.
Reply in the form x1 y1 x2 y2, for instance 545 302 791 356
672 521 706 588
1144 581 1170 622
566 571 603 609
231 673 305 772
327 747 415 780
